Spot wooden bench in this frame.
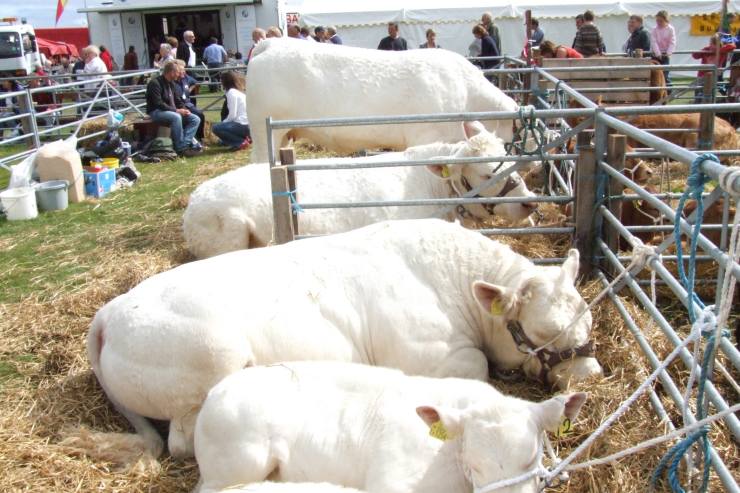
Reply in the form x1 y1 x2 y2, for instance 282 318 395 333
540 57 659 106
132 118 171 141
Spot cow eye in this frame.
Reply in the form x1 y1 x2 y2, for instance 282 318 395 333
482 174 493 181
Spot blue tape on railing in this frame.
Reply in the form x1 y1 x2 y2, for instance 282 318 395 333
272 190 304 214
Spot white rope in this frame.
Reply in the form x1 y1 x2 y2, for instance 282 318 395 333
564 403 740 472
477 329 701 491
544 327 700 483
718 166 740 198
562 241 659 334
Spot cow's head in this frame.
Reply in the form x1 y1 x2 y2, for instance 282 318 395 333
426 121 537 223
472 249 603 390
417 392 587 492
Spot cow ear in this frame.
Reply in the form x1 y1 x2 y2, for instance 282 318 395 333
532 392 588 433
559 249 579 285
416 405 463 440
463 120 486 141
426 162 459 180
472 280 519 319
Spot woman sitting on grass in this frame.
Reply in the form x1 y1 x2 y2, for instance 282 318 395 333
212 71 251 152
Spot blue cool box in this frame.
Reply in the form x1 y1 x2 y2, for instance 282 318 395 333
84 169 116 198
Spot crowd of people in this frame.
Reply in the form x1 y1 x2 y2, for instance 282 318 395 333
2 11 740 149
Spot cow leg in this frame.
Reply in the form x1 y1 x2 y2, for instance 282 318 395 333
169 410 199 459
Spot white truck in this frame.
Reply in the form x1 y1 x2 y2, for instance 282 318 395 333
0 18 42 77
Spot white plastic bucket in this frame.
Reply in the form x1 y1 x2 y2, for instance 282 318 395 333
0 187 38 221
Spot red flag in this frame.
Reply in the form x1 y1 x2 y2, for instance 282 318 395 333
55 0 68 26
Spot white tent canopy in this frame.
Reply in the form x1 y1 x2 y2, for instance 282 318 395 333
285 0 739 69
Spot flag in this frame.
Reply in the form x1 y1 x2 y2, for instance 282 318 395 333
55 0 68 26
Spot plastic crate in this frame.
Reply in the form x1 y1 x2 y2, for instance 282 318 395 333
83 169 116 198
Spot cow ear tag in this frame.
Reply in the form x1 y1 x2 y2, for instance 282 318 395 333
441 166 450 178
429 420 450 441
490 300 504 316
555 417 573 438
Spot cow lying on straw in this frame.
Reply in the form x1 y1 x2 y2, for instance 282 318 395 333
87 219 601 460
184 121 537 259
194 362 587 493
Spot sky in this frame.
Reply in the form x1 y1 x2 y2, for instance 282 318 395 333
4 0 88 28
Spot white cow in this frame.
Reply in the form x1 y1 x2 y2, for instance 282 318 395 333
88 219 601 461
184 121 536 259
246 38 519 162
208 483 362 493
195 362 587 493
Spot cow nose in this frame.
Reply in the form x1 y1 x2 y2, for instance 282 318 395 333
523 202 538 211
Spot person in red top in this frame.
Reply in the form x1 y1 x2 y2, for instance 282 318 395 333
538 40 584 60
99 45 115 72
692 33 735 103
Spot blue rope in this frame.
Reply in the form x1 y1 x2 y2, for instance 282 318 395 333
653 153 720 493
672 153 718 323
272 190 304 214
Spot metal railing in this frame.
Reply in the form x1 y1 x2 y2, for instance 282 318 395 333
264 60 739 490
0 65 250 171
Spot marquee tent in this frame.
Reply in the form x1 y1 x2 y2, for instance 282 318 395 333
285 0 740 69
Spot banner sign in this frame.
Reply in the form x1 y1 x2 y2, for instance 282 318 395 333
690 13 740 36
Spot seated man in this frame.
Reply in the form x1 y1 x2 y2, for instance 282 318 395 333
146 61 201 157
174 60 205 143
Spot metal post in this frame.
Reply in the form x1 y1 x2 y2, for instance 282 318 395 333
279 147 298 235
266 116 276 169
698 71 716 150
606 134 627 259
18 89 40 149
574 133 597 277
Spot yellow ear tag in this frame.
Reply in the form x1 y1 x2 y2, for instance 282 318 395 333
555 417 573 438
490 300 504 316
441 166 450 178
429 420 450 441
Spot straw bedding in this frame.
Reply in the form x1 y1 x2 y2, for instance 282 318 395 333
0 145 736 492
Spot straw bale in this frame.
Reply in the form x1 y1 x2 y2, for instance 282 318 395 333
0 146 736 492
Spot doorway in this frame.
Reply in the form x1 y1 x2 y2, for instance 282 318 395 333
143 10 221 66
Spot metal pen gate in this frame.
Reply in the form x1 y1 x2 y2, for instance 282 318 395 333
265 64 740 490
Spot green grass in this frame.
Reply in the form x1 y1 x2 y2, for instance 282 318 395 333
0 148 246 304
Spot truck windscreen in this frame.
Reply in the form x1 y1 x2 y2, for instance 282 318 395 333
0 33 22 59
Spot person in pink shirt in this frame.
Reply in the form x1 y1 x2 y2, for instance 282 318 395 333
650 10 676 85
692 33 736 103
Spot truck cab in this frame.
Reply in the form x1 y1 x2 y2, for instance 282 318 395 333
0 18 42 77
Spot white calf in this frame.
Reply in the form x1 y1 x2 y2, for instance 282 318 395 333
247 38 518 162
183 121 535 259
88 219 601 460
205 483 363 493
195 362 587 493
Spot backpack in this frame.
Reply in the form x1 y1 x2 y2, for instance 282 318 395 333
141 137 178 161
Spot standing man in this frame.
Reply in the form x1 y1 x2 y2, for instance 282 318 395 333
327 26 342 44
177 30 197 69
203 37 227 92
573 10 604 57
651 10 676 85
123 46 139 86
530 18 544 47
146 61 202 157
624 15 651 56
481 12 501 57
378 22 407 51
287 24 302 39
572 14 584 48
314 26 327 42
248 28 266 60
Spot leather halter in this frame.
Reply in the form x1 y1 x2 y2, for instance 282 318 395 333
455 173 522 218
506 320 596 387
